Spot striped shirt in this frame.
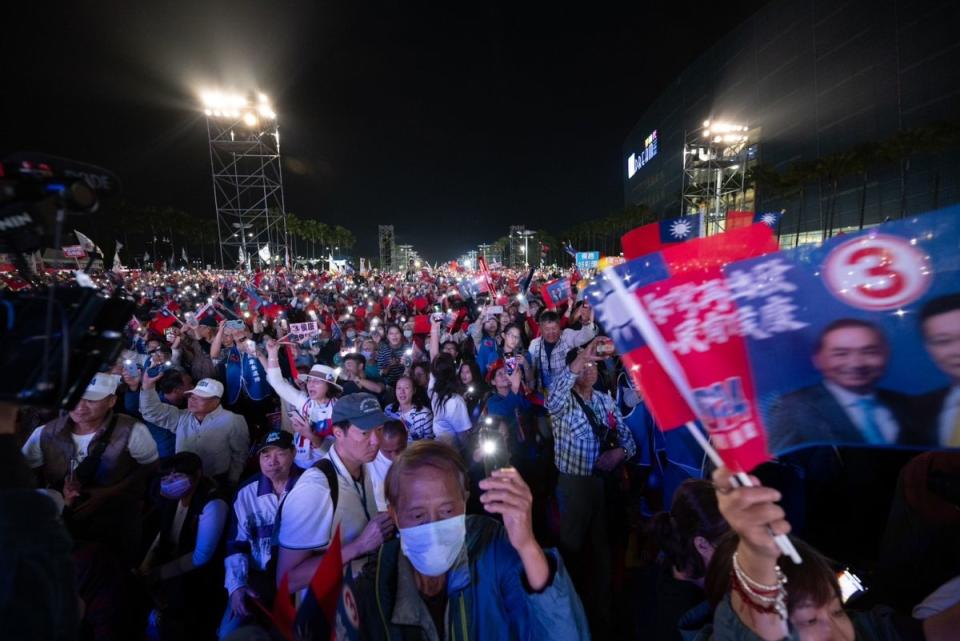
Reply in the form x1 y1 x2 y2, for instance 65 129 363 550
385 403 435 441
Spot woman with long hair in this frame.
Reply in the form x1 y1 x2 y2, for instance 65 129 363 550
459 360 487 422
384 375 434 441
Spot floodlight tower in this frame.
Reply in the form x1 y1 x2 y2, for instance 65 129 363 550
681 120 753 236
201 90 289 269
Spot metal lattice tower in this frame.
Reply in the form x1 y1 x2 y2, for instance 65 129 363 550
681 120 754 236
201 91 289 268
378 225 395 271
508 225 525 269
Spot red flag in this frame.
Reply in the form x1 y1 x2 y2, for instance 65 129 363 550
272 573 296 641
309 525 343 627
725 210 755 230
621 223 662 260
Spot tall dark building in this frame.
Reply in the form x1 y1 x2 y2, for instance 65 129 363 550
623 0 960 246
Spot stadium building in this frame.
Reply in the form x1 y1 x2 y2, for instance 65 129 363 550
623 0 960 245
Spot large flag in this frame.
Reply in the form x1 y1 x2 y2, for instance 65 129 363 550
238 246 246 265
259 244 272 262
621 214 704 260
588 223 779 471
181 247 188 263
74 230 103 257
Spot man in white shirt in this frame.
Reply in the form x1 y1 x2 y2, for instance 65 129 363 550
276 392 396 593
370 420 408 511
140 373 250 488
768 319 919 453
21 373 159 562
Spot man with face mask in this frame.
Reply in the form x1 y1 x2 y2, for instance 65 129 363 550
276 393 397 593
545 339 637 638
139 451 229 640
335 440 589 641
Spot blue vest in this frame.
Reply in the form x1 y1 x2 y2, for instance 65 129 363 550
225 347 271 404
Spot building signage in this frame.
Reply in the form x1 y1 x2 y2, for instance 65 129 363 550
627 129 658 178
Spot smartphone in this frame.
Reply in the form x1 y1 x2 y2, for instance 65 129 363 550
485 305 503 315
226 319 245 331
479 427 509 477
505 356 518 375
244 339 257 355
123 359 140 378
837 569 866 603
595 339 616 356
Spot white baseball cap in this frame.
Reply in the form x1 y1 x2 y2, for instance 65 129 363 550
185 378 224 399
301 364 342 390
82 374 121 401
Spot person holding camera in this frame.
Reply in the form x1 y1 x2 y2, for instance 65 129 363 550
545 338 637 639
21 373 160 564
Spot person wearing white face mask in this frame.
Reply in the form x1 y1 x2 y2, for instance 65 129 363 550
334 440 590 641
138 452 229 640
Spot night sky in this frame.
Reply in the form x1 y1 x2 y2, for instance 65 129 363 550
3 1 766 261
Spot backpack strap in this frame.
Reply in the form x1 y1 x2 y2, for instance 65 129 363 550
271 457 340 549
313 457 339 514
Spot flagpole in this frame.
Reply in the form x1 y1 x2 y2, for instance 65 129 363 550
603 266 801 564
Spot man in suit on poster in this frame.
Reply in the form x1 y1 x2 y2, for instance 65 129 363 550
768 319 928 454
914 294 960 448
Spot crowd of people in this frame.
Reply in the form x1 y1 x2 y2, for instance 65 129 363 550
2 261 959 641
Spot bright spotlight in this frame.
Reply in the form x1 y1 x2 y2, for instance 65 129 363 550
243 112 258 127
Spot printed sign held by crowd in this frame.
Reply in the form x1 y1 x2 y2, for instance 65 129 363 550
288 321 320 344
589 205 960 472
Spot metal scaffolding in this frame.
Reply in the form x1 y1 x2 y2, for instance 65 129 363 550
202 92 288 268
378 225 395 271
681 120 755 236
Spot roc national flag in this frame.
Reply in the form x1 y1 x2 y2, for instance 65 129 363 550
621 214 704 260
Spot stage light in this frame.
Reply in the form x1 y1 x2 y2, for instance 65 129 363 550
243 112 258 127
703 119 711 127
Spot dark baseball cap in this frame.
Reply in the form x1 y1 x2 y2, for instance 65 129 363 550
332 392 388 431
255 430 295 455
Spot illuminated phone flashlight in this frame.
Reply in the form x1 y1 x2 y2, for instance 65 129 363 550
124 359 133 366
404 348 413 356
481 439 498 456
484 416 493 426
243 311 251 318
468 386 475 394
164 360 172 367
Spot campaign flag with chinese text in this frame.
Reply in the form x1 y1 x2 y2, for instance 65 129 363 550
588 223 780 471
543 278 571 310
594 207 960 467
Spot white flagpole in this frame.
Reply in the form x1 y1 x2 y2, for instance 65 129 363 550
603 265 801 564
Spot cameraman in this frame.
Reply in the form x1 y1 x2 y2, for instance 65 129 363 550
545 339 636 638
21 373 159 564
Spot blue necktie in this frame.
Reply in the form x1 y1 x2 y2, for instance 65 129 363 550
855 397 886 444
